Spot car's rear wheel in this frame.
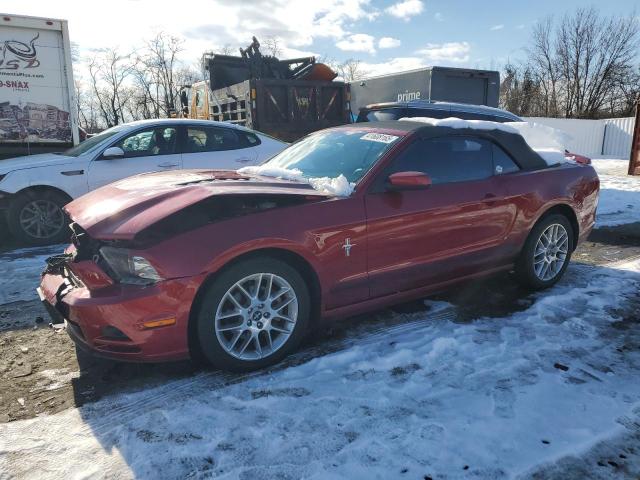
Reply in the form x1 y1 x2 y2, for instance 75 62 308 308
7 190 70 246
195 257 311 372
516 214 574 289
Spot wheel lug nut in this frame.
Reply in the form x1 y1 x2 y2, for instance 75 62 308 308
257 322 263 329
247 320 252 326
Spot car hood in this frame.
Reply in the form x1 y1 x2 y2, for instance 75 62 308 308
0 153 76 173
65 169 328 241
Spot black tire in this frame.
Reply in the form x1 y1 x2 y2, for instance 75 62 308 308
515 214 574 290
0 214 10 246
7 190 71 246
195 257 311 372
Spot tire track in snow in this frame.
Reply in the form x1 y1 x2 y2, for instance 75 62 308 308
73 306 459 437
2 258 639 479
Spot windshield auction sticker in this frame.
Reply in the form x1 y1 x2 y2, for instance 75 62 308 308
360 133 399 143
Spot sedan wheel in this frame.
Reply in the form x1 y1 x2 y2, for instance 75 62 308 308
19 199 65 241
215 273 298 361
7 191 70 245
196 257 310 371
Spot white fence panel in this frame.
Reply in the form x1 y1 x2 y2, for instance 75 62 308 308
602 117 635 158
521 116 636 158
523 117 604 157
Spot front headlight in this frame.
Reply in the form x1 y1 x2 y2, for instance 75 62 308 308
99 246 162 285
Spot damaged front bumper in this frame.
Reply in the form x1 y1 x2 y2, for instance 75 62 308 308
38 253 201 363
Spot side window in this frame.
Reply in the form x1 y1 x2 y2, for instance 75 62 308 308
411 108 451 119
363 108 407 122
388 136 493 185
492 143 520 174
489 115 512 123
115 127 177 158
184 127 241 153
449 111 493 121
239 131 261 147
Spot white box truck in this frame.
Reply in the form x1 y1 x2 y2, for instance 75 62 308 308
0 13 78 160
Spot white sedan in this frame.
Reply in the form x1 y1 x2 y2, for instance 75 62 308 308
0 119 287 245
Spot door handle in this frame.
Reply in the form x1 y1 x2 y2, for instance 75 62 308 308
234 157 252 163
158 162 179 168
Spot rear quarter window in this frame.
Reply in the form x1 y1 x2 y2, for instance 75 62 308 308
492 143 521 174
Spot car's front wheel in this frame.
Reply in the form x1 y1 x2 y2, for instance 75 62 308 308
516 214 574 289
7 190 70 246
195 257 311 372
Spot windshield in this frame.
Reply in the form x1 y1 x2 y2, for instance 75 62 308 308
57 126 126 157
261 129 402 183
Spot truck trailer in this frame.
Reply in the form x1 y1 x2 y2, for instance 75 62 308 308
0 13 78 160
350 66 500 118
181 37 350 142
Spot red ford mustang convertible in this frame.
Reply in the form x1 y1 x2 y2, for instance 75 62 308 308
39 121 599 371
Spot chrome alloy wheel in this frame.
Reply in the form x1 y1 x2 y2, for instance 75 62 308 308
533 223 569 281
19 199 65 240
214 273 298 361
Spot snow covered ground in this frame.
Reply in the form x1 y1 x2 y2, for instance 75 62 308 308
1 258 639 479
592 158 640 227
0 244 64 304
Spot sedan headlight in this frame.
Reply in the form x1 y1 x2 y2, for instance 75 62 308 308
99 246 162 285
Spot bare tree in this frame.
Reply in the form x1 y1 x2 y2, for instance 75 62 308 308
500 62 543 116
214 44 234 56
87 48 135 127
515 7 640 119
262 36 282 57
528 17 560 116
334 58 368 82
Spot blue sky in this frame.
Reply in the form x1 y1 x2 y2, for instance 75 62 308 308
306 0 639 74
10 0 640 77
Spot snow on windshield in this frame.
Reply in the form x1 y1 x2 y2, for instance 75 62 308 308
238 165 355 197
399 117 570 167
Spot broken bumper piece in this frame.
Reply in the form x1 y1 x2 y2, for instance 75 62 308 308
38 257 201 363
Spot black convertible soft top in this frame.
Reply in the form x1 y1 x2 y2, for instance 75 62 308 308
343 120 550 171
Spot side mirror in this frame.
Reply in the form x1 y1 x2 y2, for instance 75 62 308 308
101 146 125 159
386 171 431 191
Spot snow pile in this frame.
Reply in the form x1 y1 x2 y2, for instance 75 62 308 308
2 259 640 478
532 148 567 167
400 117 569 166
238 165 355 197
506 121 570 152
592 158 640 226
0 244 65 305
399 116 519 134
